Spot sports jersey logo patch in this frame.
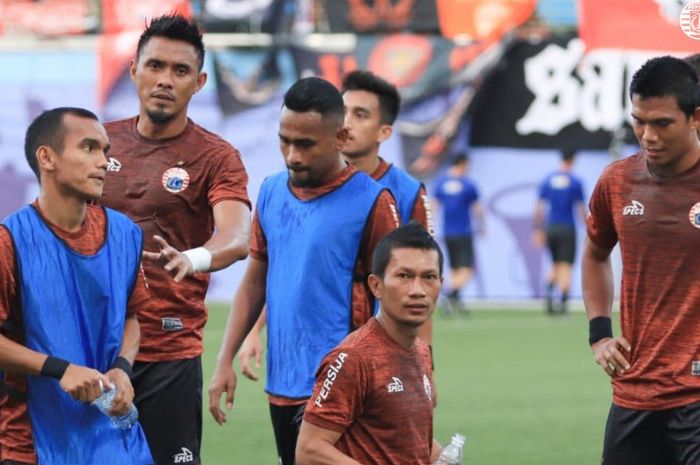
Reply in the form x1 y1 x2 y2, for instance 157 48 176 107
162 167 190 194
622 200 644 216
389 204 400 227
692 361 700 376
387 377 404 393
106 157 121 172
550 174 571 189
423 374 432 401
422 194 436 236
173 447 194 463
688 203 700 229
314 352 348 408
442 180 464 195
161 317 184 332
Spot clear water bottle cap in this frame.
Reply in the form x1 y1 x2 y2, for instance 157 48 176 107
451 433 466 447
98 379 115 393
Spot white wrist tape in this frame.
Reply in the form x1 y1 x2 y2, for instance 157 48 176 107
182 247 212 273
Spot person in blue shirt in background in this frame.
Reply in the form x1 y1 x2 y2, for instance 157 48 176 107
533 149 586 315
433 153 484 313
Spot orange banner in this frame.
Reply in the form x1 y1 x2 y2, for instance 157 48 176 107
579 0 698 52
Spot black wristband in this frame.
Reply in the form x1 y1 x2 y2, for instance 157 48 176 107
41 356 70 380
429 345 434 371
111 356 133 379
588 316 613 346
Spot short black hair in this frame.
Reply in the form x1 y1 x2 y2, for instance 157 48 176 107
372 222 443 278
629 55 700 117
685 53 700 79
283 77 344 124
451 153 468 166
562 149 576 162
24 107 99 180
137 14 205 71
342 70 401 125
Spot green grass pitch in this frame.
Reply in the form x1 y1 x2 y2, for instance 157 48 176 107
200 305 614 465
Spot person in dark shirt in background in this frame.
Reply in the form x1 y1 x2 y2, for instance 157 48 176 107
432 153 483 313
533 149 586 314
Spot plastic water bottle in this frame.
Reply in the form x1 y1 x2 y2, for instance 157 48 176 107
435 433 466 464
92 384 139 430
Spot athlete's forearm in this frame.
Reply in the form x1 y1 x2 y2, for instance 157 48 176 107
0 333 47 376
296 423 362 465
205 200 251 271
582 237 614 320
430 439 443 464
533 200 545 230
216 258 267 366
473 202 486 234
296 441 363 465
119 315 140 365
249 308 267 335
578 202 588 224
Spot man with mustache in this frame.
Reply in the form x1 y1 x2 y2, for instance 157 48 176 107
100 14 251 465
235 70 435 383
209 77 398 465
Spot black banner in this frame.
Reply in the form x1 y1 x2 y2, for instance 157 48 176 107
470 36 638 150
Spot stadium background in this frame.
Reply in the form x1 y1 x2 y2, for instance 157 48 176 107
8 0 699 302
0 1 698 463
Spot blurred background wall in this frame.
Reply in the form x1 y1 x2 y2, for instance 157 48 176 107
0 0 697 300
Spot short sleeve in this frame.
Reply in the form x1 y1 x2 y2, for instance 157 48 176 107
0 226 17 323
538 177 549 200
410 186 434 235
359 190 400 275
575 179 585 203
126 265 150 318
304 348 367 433
207 144 251 210
249 209 267 261
587 172 618 249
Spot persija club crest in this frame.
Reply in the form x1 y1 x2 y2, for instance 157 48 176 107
162 167 190 194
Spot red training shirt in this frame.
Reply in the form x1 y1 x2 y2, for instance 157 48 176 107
304 318 434 465
587 153 700 409
101 117 250 362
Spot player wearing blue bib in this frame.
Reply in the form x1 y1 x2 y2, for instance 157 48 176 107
341 70 434 347
0 108 152 465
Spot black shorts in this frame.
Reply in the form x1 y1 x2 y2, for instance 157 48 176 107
1 461 32 465
445 236 474 269
546 224 576 264
269 403 306 465
602 401 700 465
133 357 202 465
